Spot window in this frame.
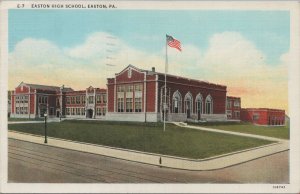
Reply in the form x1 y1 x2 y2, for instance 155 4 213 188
253 113 260 121
96 95 101 103
172 91 182 113
205 95 213 114
103 94 107 103
82 96 86 104
81 108 85 115
66 108 70 115
234 100 240 107
71 108 75 115
134 84 142 91
227 110 232 118
16 96 19 103
227 100 231 108
24 95 28 103
96 108 101 116
126 85 133 92
126 98 133 112
117 98 124 112
88 96 94 104
71 97 75 104
135 97 142 112
195 94 203 114
117 85 125 92
76 96 81 104
184 93 193 114
234 111 240 118
16 107 20 114
66 97 70 104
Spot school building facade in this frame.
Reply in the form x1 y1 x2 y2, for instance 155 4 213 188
10 82 106 119
10 65 285 125
106 65 227 122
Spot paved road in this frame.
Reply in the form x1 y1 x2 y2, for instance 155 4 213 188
8 139 289 183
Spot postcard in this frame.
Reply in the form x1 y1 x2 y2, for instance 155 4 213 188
0 0 299 193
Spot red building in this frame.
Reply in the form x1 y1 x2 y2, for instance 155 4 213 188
240 108 285 126
226 96 241 120
106 65 227 122
10 82 106 119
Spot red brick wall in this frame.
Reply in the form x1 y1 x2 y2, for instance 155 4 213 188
116 68 145 83
15 85 30 94
157 75 226 114
241 109 285 125
146 79 156 112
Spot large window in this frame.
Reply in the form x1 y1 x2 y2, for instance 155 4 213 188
81 96 86 104
66 97 70 104
117 98 124 112
234 100 240 107
71 96 75 104
172 91 182 113
135 97 142 112
88 96 94 104
184 93 193 114
117 85 125 92
126 98 133 112
76 96 81 104
96 95 101 103
103 94 107 103
195 94 203 114
134 84 142 91
205 95 213 114
96 108 101 116
227 100 231 108
126 85 133 92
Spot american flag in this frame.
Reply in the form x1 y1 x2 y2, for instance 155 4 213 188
166 34 181 51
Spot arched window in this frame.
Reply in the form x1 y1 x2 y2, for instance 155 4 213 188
205 95 213 114
195 93 203 114
184 92 193 114
172 91 182 113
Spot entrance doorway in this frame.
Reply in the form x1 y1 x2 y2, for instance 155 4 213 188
56 110 60 118
87 109 93 118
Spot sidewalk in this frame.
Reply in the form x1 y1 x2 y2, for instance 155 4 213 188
172 122 286 142
8 129 289 171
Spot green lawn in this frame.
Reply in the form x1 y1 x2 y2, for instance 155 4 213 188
189 122 289 140
8 120 273 159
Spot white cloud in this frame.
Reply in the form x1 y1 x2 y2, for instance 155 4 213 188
9 31 288 112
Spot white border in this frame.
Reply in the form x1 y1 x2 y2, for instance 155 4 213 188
1 1 299 193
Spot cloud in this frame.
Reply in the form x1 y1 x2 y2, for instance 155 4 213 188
8 31 288 112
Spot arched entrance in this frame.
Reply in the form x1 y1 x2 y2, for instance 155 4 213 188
87 109 93 118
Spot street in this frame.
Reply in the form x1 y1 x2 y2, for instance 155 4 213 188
8 139 289 183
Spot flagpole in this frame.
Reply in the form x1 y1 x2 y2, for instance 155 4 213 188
164 35 168 132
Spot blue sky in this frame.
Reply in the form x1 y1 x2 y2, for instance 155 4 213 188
9 10 289 65
8 9 290 111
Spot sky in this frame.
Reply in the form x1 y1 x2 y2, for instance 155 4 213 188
8 9 290 112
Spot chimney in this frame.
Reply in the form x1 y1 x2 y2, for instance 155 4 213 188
152 67 155 72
